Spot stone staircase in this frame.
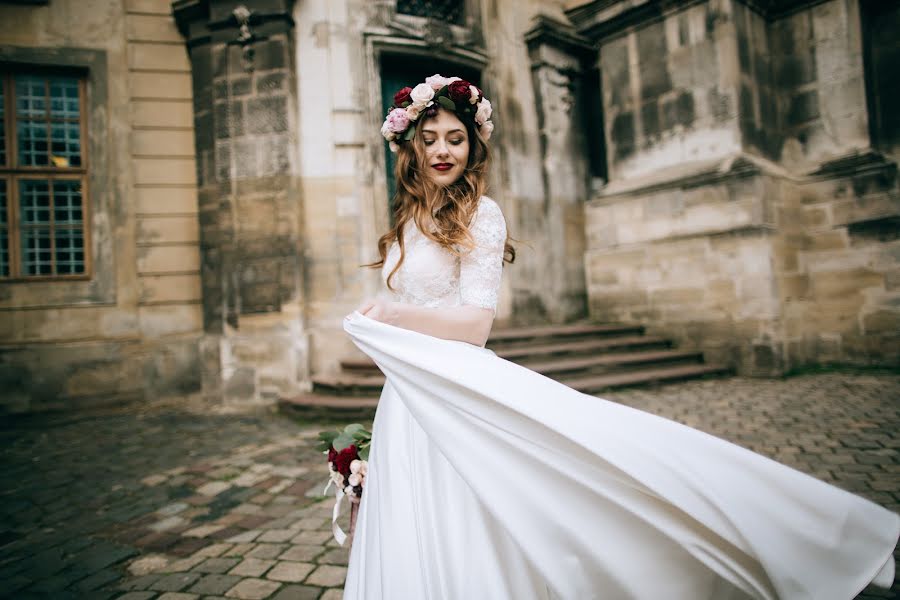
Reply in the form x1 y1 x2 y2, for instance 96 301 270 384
278 322 732 418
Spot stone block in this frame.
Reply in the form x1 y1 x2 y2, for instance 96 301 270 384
214 100 245 139
137 245 201 274
134 157 198 186
246 97 288 134
256 72 286 95
129 43 190 72
803 230 848 252
637 21 672 100
862 310 900 334
132 130 196 157
810 268 883 299
786 90 819 126
600 37 630 110
127 14 182 43
139 304 203 337
139 274 202 303
610 112 636 161
126 0 172 15
265 561 314 583
224 577 282 599
132 100 194 129
138 216 200 244
130 72 193 100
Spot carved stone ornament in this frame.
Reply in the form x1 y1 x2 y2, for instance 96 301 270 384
423 16 454 49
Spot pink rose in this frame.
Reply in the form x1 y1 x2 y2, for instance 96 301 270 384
479 120 494 140
386 107 410 133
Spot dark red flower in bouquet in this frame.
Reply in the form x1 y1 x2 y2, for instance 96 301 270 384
448 80 472 104
328 447 338 463
393 86 413 107
334 445 359 475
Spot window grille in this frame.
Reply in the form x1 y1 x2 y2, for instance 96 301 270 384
1 72 89 279
396 0 465 25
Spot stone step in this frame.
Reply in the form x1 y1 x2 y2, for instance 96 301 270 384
487 322 644 345
495 335 671 360
322 348 707 395
343 347 701 378
278 393 379 419
521 349 704 375
285 363 733 416
312 373 385 396
561 363 733 393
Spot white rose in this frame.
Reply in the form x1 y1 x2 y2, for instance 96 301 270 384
469 85 480 105
389 140 399 152
425 74 449 89
348 473 361 486
411 83 435 105
350 460 362 474
344 485 354 495
359 460 368 476
406 103 423 121
480 120 494 140
330 470 345 486
475 98 492 125
381 120 395 141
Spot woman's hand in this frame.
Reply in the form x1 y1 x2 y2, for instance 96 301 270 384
355 297 401 325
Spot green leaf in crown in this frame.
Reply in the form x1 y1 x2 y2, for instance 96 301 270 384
437 96 456 111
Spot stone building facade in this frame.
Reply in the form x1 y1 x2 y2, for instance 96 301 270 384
1 0 204 412
567 0 899 374
0 0 896 414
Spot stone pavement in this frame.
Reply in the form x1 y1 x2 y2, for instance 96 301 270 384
0 371 898 599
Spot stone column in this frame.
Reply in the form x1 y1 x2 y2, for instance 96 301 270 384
174 0 307 404
524 16 593 323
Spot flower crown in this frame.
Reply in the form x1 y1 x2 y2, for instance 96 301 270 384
381 74 494 152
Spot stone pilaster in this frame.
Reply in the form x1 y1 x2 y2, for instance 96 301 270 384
524 16 593 323
174 0 307 404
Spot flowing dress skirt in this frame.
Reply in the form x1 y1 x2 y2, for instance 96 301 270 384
340 311 898 600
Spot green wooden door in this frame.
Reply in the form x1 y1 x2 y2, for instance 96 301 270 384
379 57 481 224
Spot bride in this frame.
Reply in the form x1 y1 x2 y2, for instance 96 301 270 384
340 74 898 599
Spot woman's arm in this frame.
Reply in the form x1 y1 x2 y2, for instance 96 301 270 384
356 298 495 347
356 196 507 347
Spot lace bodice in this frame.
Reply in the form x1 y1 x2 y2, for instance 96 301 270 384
380 196 507 312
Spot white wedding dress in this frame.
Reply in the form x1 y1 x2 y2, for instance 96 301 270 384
341 196 898 599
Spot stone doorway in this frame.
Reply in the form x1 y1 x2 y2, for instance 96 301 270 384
378 55 481 222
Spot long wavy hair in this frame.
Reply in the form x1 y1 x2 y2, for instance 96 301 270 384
364 107 516 291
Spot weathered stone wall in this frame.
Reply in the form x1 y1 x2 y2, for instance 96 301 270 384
0 0 204 413
576 0 900 374
175 0 308 405
775 155 900 368
597 0 742 182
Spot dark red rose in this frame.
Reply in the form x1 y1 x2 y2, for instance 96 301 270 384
334 445 359 475
328 447 338 463
448 80 472 103
393 86 413 107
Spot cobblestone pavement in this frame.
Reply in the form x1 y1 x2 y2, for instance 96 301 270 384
1 371 898 599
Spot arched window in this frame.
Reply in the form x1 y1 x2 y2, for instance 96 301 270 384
396 0 465 25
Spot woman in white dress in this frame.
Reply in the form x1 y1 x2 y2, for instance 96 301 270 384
340 74 899 599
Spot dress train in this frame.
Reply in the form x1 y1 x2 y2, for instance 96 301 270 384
340 310 898 600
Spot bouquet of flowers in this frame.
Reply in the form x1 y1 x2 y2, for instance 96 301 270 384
318 423 371 546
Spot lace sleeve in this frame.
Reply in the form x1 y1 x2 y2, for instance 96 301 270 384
459 197 507 312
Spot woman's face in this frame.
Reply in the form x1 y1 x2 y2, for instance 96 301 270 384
420 108 469 187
